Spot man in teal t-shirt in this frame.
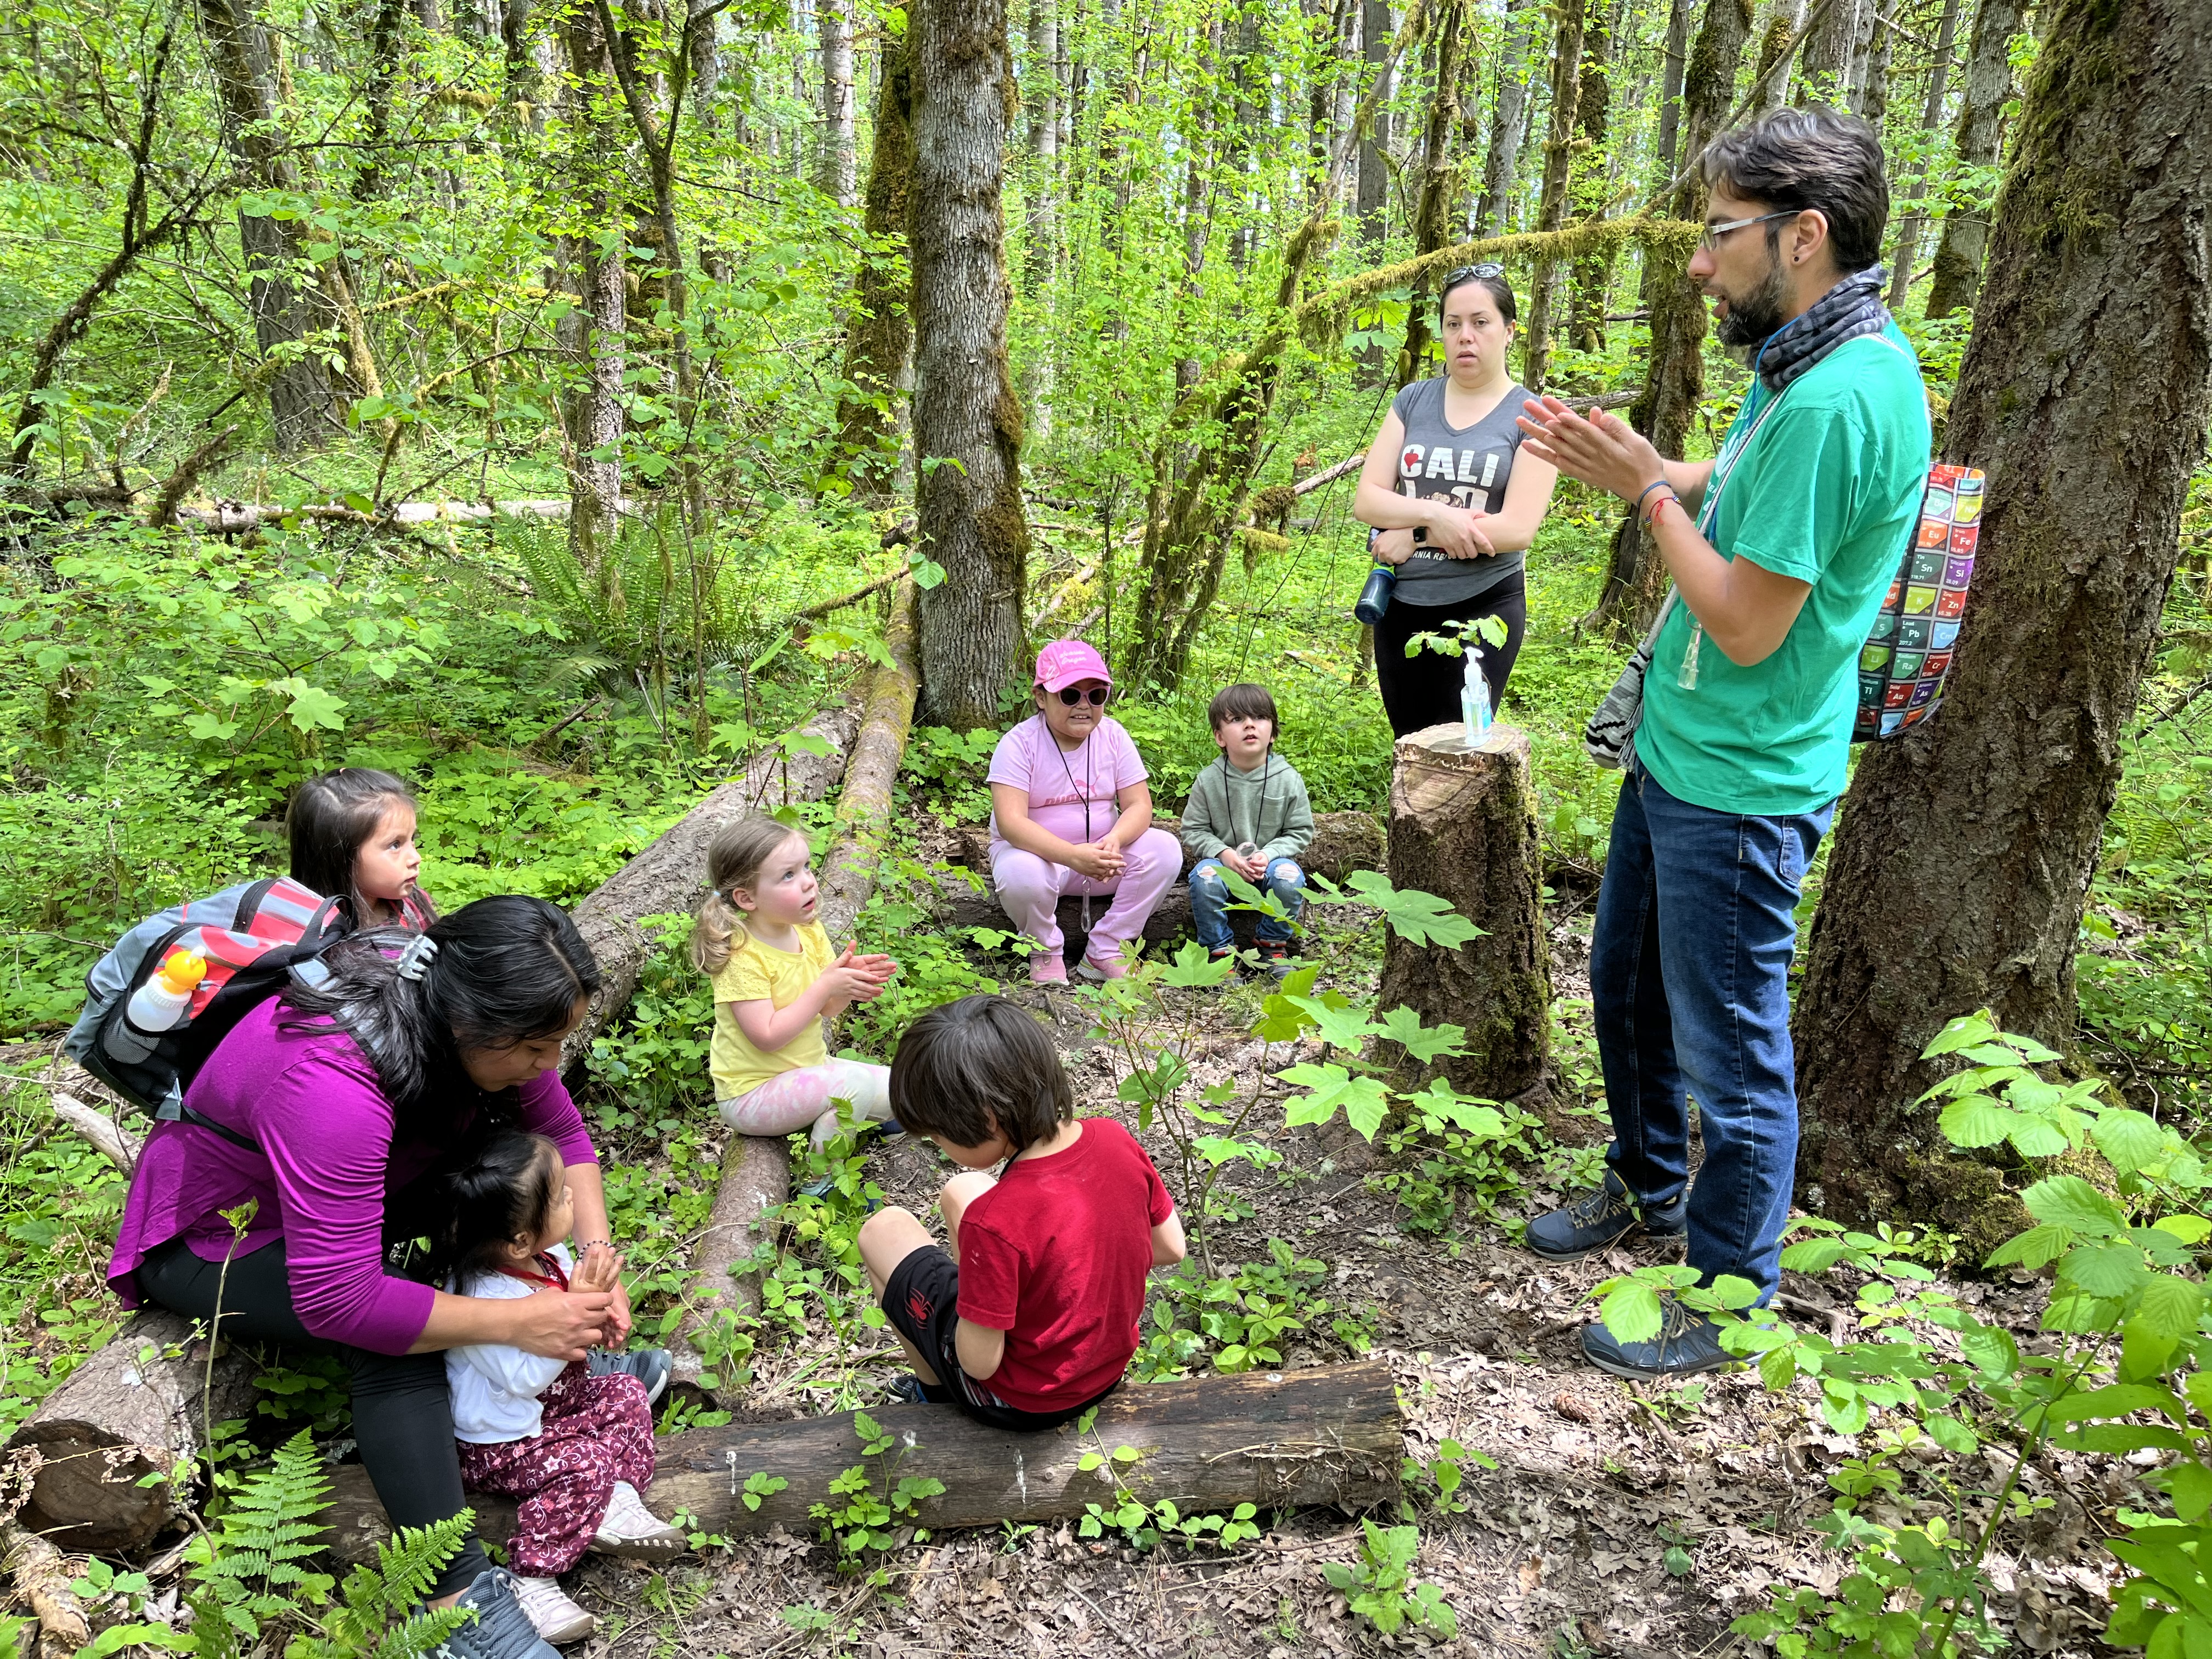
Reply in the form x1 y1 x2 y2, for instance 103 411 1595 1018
1516 108 1932 1380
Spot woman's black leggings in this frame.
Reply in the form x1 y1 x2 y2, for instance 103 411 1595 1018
1373 574 1530 739
137 1239 489 1597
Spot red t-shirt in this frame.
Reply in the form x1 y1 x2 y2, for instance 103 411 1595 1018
955 1117 1175 1413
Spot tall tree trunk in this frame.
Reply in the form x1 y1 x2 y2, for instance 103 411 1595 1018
356 0 407 199
1752 0 1803 113
817 0 856 205
1224 3 1261 274
1355 0 1395 253
909 0 1031 729
1566 0 1618 356
502 0 543 124
1885 0 1963 310
1478 0 1537 237
1581 0 1752 635
1925 0 2023 318
1022 0 1059 441
1516 0 1587 394
1175 14 1221 392
1330 0 1359 199
195 0 340 452
1799 0 1857 103
1792 0 2212 1244
1652 0 1690 182
563 4 623 573
1397 0 1471 386
687 0 719 132
1848 0 1893 125
834 26 915 499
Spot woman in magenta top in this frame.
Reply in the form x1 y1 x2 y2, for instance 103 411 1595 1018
108 896 620 1659
986 640 1182 984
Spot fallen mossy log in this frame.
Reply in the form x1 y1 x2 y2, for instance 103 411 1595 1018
7 1312 259 1553
317 1360 1400 1564
563 699 862 1068
681 583 919 1344
931 811 1383 960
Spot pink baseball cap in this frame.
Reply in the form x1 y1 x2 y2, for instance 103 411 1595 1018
1033 639 1112 692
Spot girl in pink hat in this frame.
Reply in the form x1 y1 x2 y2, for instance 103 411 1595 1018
985 640 1182 983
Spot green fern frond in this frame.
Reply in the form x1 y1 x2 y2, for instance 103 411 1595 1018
289 1508 472 1659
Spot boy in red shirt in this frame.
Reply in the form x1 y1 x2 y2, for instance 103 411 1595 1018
856 995 1186 1428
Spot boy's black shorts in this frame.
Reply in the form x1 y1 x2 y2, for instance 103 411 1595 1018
881 1245 1118 1432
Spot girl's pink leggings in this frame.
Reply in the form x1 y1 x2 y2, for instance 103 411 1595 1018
718 1060 894 1149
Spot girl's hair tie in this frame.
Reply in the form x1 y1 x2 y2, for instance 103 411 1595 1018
396 934 441 982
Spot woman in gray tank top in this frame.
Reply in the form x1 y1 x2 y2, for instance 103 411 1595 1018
1353 266 1561 737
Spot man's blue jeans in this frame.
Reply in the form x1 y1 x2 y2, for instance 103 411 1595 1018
1189 857 1304 949
1589 757 1832 1303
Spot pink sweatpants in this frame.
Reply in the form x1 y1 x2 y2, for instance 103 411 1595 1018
990 826 1182 966
455 1366 654 1576
718 1059 893 1149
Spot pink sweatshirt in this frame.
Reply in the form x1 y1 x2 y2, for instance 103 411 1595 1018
107 999 597 1355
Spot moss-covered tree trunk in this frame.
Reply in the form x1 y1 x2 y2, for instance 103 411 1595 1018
1884 0 1963 311
909 0 1031 729
1397 0 1472 386
1579 0 1751 637
1565 0 1618 357
1515 0 1586 393
1792 0 2212 1241
833 29 913 501
1925 0 2023 318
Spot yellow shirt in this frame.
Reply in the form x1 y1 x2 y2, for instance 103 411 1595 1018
709 922 837 1099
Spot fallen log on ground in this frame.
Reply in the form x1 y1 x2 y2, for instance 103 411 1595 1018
50 1091 140 1173
318 1360 1400 1565
932 811 1383 964
562 698 862 1069
1 1520 89 1659
1376 722 1551 1102
680 582 920 1346
7 1312 259 1553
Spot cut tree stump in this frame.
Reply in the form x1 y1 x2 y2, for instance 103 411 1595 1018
1376 723 1551 1102
681 584 920 1358
316 1360 1399 1565
563 698 863 1068
7 1312 258 1553
932 810 1384 964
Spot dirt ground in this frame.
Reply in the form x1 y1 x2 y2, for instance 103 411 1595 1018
556 921 2128 1659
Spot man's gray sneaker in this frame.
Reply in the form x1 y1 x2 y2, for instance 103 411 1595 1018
1581 1295 1740 1380
434 1567 561 1659
588 1346 672 1406
1525 1170 1686 1262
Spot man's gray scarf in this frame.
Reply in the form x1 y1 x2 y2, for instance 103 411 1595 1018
1754 265 1891 393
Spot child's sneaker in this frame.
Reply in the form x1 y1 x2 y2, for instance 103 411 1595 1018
586 1347 672 1406
1077 950 1130 981
590 1480 686 1560
1207 945 1238 974
1029 955 1068 985
510 1575 596 1644
1254 939 1295 977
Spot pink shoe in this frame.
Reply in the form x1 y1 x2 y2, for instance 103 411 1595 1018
1029 956 1069 985
1078 949 1131 981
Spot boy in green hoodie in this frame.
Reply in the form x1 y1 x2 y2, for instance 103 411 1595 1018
1181 684 1315 975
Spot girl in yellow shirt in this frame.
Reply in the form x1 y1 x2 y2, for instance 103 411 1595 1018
691 817 899 1149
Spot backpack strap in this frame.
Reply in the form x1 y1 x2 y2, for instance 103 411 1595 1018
229 877 282 933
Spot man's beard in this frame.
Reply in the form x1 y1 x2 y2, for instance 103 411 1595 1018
1713 253 1792 349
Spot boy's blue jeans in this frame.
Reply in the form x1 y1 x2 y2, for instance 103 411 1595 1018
1188 857 1305 948
1589 756 1832 1304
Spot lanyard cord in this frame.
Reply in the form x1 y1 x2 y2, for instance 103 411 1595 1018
1042 713 1097 928
1219 749 1276 856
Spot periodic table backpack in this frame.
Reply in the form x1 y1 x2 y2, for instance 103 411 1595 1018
1854 462 1984 742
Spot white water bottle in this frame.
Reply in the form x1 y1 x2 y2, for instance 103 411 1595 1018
1461 651 1492 741
126 947 206 1033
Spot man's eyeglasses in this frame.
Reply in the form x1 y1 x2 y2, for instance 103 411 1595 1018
1442 261 1506 287
1057 686 1110 706
1699 210 1797 252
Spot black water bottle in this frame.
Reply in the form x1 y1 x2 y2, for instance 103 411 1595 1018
1354 564 1395 625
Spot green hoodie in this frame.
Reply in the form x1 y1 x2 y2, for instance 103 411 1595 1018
1179 751 1315 864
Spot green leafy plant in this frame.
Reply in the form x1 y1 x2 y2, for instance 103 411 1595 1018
809 1410 946 1568
1321 1520 1458 1639
1071 1407 1261 1551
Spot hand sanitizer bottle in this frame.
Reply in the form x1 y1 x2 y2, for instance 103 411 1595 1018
1461 652 1492 743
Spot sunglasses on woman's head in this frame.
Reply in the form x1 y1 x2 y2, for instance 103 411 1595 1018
1443 261 1506 287
1056 686 1110 706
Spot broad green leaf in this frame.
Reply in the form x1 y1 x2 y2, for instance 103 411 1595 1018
1706 1274 1761 1311
1819 1379 1869 1435
1924 1414 1979 1454
1920 1012 1999 1058
2006 1114 2073 1158
2050 1382 2189 1425
1288 995 1380 1053
2061 1242 2151 1297
2134 1276 2205 1342
1341 871 1482 948
2096 1109 2170 1173
2157 1216 2212 1246
1937 1094 2018 1148
1986 1223 2071 1270
1161 939 1237 989
1192 1136 1280 1169
2022 1175 2128 1237
1375 1004 1469 1062
2161 1463 2212 1524
1758 1345 1797 1391
1598 1281 1662 1344
1250 992 1316 1043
